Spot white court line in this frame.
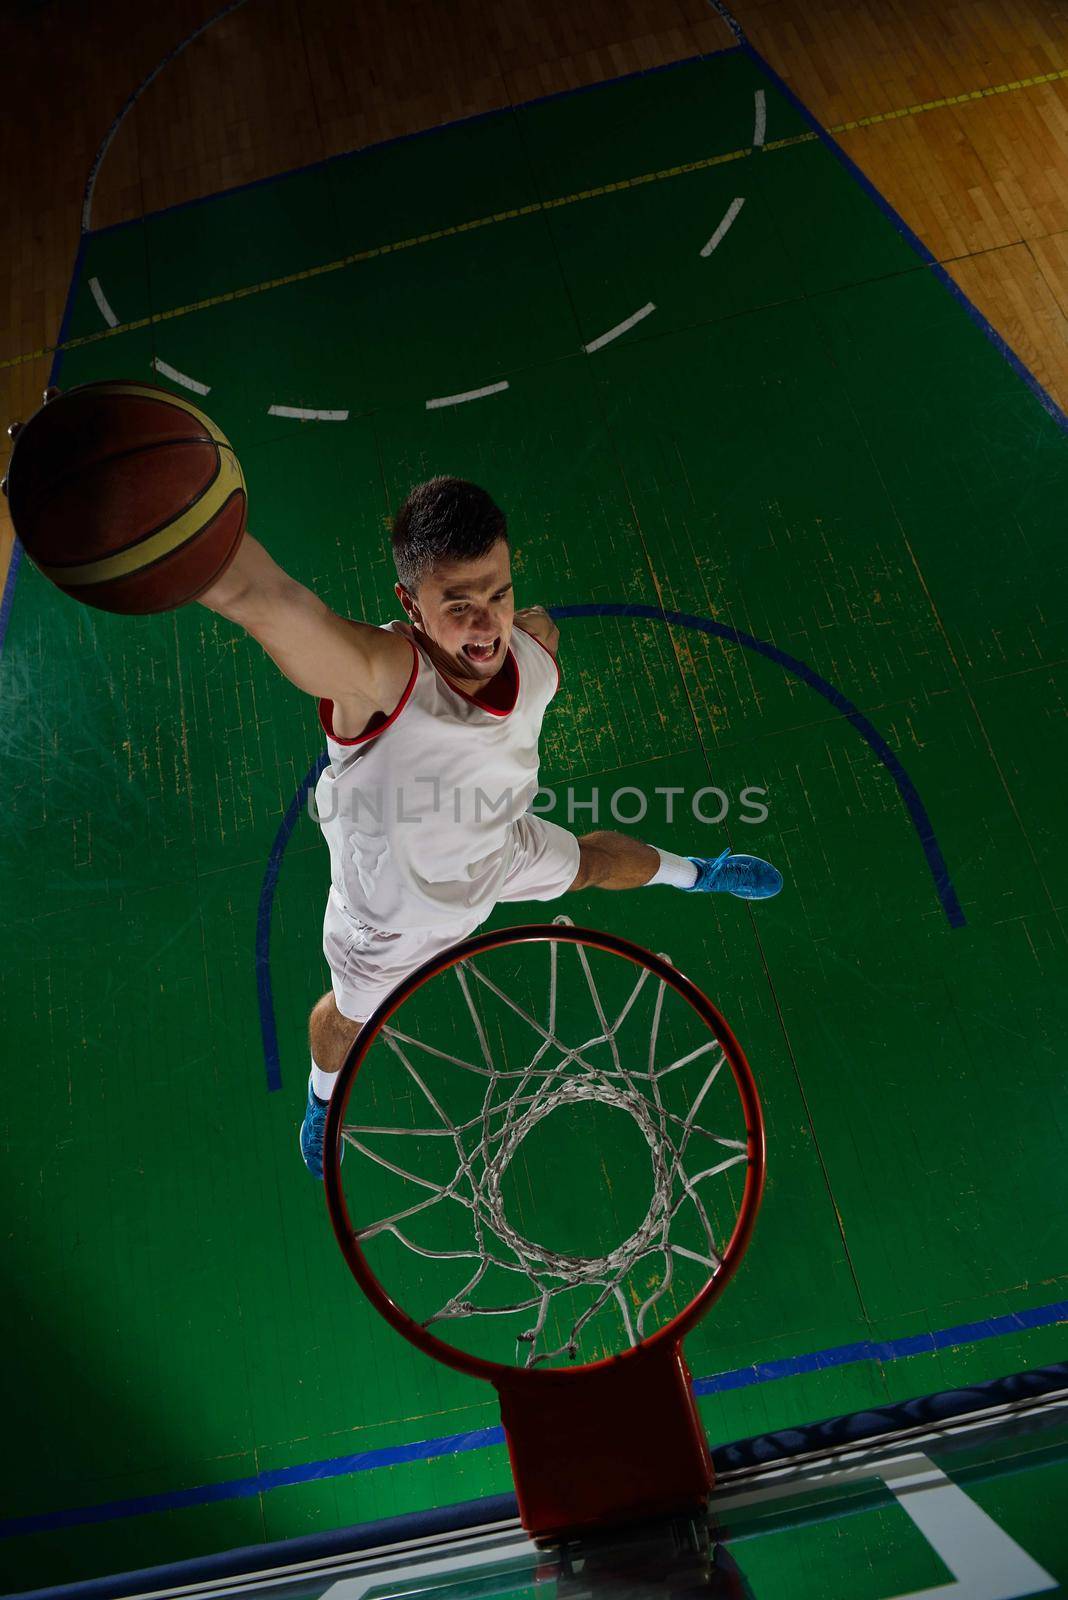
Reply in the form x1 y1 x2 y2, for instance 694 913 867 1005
81 0 252 233
583 302 656 354
700 197 746 256
425 381 509 410
113 1520 534 1600
89 277 119 327
704 0 745 40
753 89 767 148
322 1528 536 1600
268 405 349 421
879 1455 1057 1600
714 1445 1057 1600
153 358 211 395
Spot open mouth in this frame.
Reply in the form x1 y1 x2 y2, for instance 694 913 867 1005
462 637 500 664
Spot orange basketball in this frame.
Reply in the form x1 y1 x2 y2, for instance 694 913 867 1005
3 379 247 615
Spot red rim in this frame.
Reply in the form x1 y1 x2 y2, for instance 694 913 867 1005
324 922 766 1387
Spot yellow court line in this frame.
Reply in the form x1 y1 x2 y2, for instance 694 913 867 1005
0 141 773 375
831 65 1068 132
2 66 1065 607
0 63 1065 379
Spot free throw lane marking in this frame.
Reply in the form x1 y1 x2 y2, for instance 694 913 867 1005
880 1454 1057 1600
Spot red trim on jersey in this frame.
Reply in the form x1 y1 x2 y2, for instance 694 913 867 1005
514 620 561 694
421 636 520 717
318 637 419 747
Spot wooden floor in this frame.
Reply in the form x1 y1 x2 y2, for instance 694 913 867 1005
3 9 1068 1586
2 0 1067 588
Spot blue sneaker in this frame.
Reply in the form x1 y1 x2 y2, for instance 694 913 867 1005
300 1075 332 1180
683 847 783 900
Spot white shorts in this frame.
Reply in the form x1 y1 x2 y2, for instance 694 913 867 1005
322 812 581 1021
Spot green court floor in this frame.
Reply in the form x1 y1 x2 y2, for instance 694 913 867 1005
1 43 1065 1594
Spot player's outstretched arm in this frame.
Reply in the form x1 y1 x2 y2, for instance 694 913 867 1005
198 533 410 701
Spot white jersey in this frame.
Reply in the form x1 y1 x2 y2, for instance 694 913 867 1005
314 620 561 930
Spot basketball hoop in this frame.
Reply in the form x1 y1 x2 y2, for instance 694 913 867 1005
324 919 765 1543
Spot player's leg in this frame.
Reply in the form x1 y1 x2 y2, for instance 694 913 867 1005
569 830 659 890
497 814 782 910
570 829 782 900
309 988 363 1080
300 990 365 1181
303 898 484 1179
303 890 390 1180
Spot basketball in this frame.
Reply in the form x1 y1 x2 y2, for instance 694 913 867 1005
2 379 247 614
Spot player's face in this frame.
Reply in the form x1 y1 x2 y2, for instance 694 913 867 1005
402 539 515 681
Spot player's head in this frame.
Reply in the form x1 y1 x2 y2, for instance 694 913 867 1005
391 476 513 680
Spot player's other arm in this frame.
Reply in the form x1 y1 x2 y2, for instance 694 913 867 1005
513 605 560 657
197 533 410 700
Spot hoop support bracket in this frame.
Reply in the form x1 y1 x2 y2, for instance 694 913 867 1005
493 1340 713 1543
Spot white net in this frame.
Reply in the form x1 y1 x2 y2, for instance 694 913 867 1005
339 919 751 1370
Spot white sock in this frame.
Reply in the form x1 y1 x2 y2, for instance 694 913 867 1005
647 848 699 889
311 1057 339 1103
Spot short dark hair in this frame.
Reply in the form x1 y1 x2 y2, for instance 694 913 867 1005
390 476 507 591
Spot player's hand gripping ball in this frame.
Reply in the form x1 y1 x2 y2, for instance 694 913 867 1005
2 380 247 614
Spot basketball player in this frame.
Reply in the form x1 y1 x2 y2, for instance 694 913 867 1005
199 477 782 1177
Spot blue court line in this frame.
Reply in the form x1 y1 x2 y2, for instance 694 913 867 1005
257 603 965 1092
85 42 744 239
715 2 1068 431
0 43 741 655
0 536 24 664
0 22 1056 1569
0 1428 506 1541
256 752 328 1092
2 1297 1062 1541
7 1495 525 1600
693 1298 1068 1394
554 604 965 929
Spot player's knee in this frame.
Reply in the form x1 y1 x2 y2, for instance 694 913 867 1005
309 990 362 1071
308 989 336 1037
